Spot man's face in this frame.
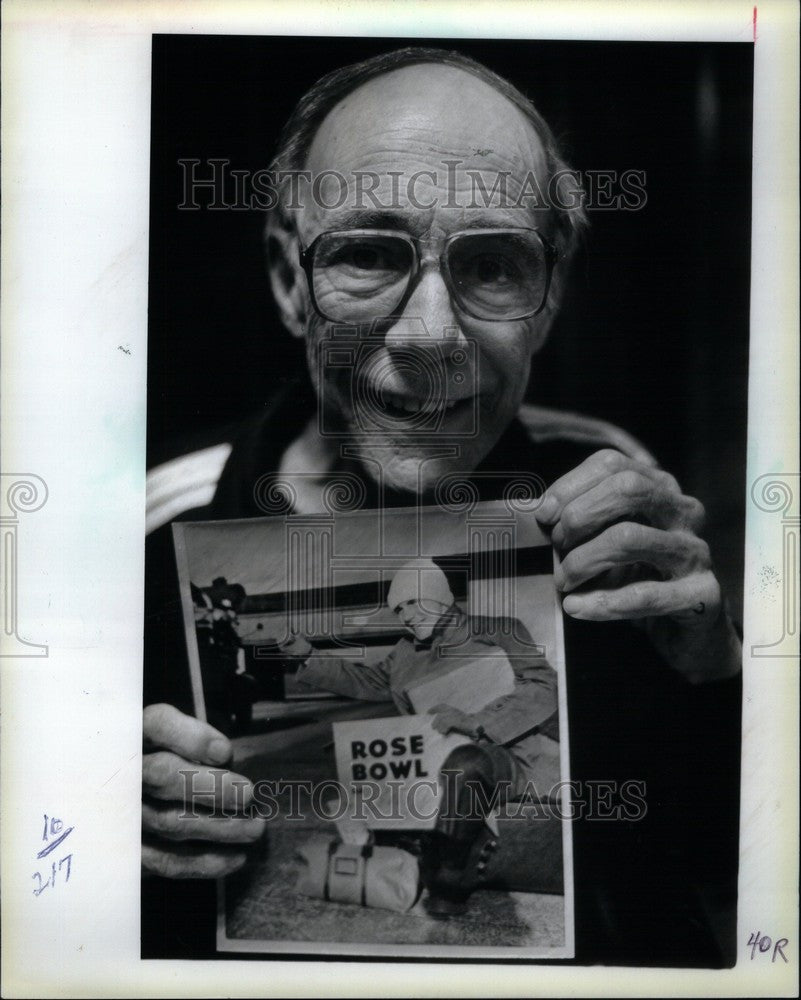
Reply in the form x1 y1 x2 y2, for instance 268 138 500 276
286 63 557 494
394 598 451 642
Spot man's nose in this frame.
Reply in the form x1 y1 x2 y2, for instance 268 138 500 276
384 268 466 352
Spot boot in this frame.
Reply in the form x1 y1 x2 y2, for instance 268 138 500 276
423 825 499 918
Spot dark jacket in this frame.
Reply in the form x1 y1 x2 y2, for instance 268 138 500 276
142 381 741 967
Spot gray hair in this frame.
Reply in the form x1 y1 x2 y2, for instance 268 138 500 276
265 46 588 272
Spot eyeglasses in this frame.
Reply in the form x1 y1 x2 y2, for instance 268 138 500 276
298 227 557 324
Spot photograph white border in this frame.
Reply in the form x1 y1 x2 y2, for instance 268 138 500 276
1 1 798 997
170 508 573 959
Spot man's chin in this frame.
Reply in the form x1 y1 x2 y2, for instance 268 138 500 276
348 436 496 498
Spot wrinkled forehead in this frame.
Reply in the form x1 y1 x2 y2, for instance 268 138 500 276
299 63 551 233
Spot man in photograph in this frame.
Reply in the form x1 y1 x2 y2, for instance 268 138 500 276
286 557 558 758
142 46 742 964
280 556 562 914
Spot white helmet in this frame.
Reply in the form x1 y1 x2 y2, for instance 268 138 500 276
386 558 454 613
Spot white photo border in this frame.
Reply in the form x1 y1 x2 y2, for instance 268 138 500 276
1 1 797 997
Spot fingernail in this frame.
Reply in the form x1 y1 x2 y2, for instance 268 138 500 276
208 737 231 764
553 564 564 591
537 495 558 523
562 595 582 616
551 523 565 549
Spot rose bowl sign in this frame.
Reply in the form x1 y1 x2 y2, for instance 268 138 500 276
332 715 470 830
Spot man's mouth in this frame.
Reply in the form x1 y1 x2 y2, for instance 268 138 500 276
370 388 476 421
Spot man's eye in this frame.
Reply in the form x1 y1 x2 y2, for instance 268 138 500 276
476 255 512 284
331 241 404 273
348 245 382 270
460 253 522 286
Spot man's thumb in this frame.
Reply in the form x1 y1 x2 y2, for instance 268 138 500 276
143 703 232 765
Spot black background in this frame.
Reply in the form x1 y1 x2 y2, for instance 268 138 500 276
148 35 753 617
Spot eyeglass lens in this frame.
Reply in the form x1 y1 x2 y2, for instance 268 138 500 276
310 231 548 322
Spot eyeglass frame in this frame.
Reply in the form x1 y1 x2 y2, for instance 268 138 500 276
297 226 558 324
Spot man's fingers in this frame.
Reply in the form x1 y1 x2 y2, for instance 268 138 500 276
561 572 721 621
142 752 253 810
536 450 657 524
536 450 719 628
554 523 712 593
142 839 249 880
535 450 703 537
143 703 232 766
142 799 267 844
549 470 705 550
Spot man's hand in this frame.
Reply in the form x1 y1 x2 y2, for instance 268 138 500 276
430 704 479 737
535 449 741 684
142 704 267 879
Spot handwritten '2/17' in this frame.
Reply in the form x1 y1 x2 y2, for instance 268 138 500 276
33 814 74 897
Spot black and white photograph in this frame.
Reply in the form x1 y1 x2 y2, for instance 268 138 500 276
172 502 571 956
1 2 797 997
142 33 749 968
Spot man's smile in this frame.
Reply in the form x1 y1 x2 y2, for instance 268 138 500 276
378 387 461 415
368 384 482 420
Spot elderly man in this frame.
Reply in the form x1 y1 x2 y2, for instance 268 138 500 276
143 47 741 963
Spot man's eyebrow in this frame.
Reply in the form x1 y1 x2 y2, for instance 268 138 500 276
317 209 411 232
456 214 528 231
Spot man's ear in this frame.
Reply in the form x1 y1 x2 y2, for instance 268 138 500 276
265 211 308 340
